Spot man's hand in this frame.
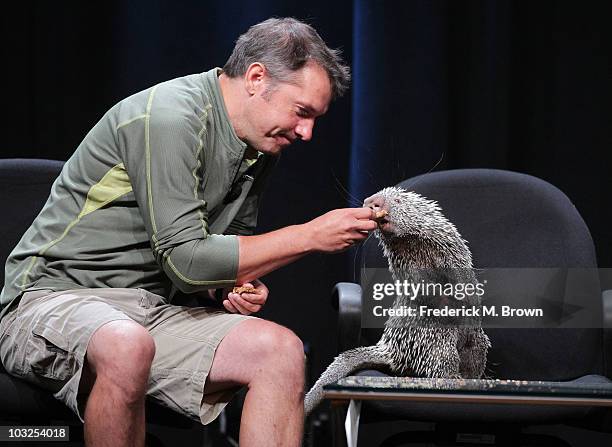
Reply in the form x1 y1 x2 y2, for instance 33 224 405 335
222 279 268 315
303 207 378 253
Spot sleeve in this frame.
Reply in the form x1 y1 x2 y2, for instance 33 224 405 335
118 91 238 293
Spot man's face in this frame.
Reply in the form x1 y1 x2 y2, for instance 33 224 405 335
241 62 333 155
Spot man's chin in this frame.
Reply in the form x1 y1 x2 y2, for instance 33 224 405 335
257 140 287 155
269 145 285 155
249 145 280 156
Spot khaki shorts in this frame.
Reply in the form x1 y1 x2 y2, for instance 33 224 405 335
0 288 255 424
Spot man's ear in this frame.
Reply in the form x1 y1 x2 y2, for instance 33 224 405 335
244 62 267 96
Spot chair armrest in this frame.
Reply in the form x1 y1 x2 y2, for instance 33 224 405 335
603 290 612 377
332 282 362 351
603 290 612 329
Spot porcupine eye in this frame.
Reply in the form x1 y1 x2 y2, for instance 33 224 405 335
395 198 401 204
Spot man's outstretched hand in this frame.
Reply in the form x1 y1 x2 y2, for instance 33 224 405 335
304 207 378 252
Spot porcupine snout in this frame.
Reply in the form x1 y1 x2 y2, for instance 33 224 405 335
363 193 388 214
364 192 393 231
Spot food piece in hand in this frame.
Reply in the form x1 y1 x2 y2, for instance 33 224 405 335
232 286 258 294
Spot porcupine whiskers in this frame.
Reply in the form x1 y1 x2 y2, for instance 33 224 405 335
330 168 363 207
401 152 446 192
353 231 375 283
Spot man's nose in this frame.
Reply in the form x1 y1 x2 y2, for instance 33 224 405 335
363 194 385 211
295 119 314 142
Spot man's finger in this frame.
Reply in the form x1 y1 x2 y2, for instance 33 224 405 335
355 219 378 232
229 293 258 314
228 293 250 314
349 229 374 243
351 207 377 219
223 299 238 313
241 292 266 304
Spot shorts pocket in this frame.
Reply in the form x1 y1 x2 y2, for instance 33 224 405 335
27 322 76 381
138 288 166 309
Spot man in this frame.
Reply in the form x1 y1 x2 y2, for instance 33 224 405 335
0 17 376 446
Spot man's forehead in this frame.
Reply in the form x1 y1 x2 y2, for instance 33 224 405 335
284 65 332 113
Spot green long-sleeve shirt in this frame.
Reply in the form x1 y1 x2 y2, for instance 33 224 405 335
0 68 276 319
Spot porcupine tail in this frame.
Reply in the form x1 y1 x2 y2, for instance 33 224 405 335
305 345 390 415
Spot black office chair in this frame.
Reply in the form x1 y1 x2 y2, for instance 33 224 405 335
0 159 215 446
331 169 612 446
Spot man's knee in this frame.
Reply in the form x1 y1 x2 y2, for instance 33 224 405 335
85 320 155 398
250 322 305 377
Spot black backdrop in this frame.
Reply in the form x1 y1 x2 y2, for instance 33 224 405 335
3 0 611 394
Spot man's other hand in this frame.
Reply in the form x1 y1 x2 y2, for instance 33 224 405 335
223 279 269 315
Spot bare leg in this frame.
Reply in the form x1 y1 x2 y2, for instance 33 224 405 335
204 319 305 447
80 320 156 447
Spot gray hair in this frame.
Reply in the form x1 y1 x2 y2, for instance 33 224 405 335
223 17 351 100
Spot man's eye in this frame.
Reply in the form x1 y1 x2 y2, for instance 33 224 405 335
296 108 309 117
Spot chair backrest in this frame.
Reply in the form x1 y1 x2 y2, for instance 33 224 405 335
0 159 64 285
360 168 603 380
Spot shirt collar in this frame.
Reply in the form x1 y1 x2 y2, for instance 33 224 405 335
202 67 247 157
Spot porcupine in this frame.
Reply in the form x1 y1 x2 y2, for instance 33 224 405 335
304 186 491 415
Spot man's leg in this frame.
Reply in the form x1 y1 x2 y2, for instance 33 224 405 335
80 320 156 447
204 319 305 447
